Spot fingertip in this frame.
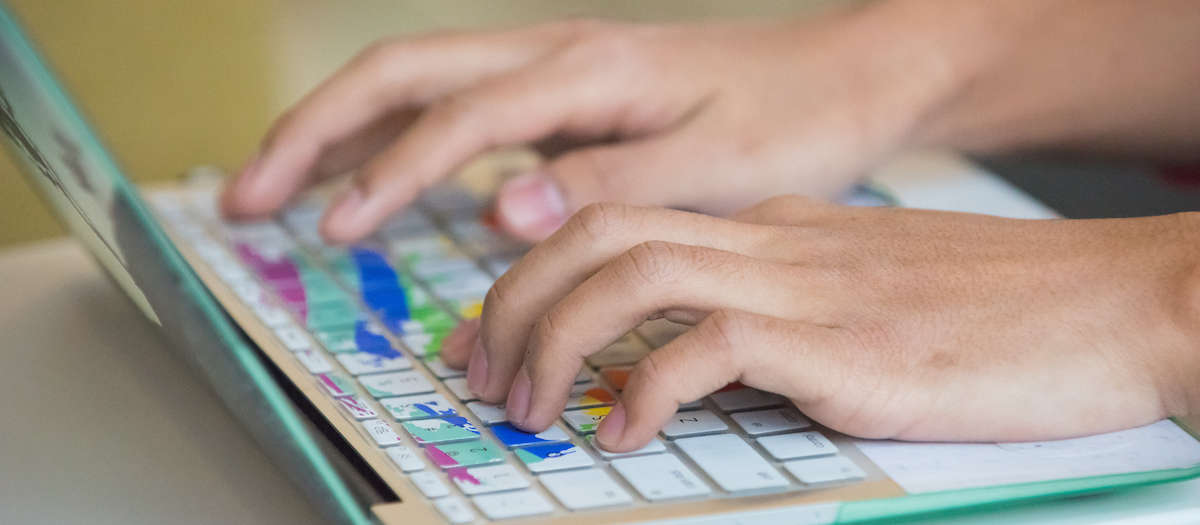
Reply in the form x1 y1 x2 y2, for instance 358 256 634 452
319 186 369 244
440 318 481 369
595 402 627 451
495 171 568 242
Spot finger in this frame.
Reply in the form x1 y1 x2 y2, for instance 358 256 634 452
596 310 852 452
472 204 779 403
311 109 420 179
220 27 565 220
512 242 841 430
494 126 707 242
317 50 688 243
438 317 480 369
731 194 840 226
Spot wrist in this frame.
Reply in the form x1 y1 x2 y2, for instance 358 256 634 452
827 0 1036 157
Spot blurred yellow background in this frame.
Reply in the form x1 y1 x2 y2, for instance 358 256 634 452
0 0 842 247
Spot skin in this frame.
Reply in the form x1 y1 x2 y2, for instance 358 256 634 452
221 0 1200 451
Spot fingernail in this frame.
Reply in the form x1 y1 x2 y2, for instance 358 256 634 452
323 186 366 238
506 368 532 426
497 171 567 236
596 402 626 450
466 339 489 396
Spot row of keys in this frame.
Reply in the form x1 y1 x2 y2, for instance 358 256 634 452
153 187 870 523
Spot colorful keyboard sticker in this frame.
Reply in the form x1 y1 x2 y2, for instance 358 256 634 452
336 396 378 420
564 383 616 410
562 406 612 434
491 423 570 448
426 441 505 469
402 417 481 445
515 442 596 473
316 372 356 397
380 393 459 421
314 320 402 358
233 241 349 322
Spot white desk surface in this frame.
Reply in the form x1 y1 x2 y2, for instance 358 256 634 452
1 238 1198 525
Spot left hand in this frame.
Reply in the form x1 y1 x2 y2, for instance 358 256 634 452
440 198 1200 452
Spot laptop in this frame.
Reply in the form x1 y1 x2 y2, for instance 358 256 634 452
3 5 1199 524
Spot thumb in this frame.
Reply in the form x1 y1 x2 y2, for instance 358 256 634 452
495 134 694 241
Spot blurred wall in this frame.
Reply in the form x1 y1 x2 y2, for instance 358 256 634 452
0 0 844 247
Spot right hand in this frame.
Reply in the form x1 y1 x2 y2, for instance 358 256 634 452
220 8 946 242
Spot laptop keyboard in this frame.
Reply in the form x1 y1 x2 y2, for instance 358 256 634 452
148 185 867 523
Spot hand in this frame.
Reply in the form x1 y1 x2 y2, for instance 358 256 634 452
441 199 1200 451
219 10 947 242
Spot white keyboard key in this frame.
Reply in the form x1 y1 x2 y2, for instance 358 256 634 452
433 496 475 524
251 303 292 328
679 400 703 410
587 435 667 459
442 377 476 401
675 434 789 492
380 393 457 420
450 464 529 495
229 276 263 304
362 419 404 446
636 318 689 347
336 396 378 420
273 324 313 351
385 445 425 472
335 352 412 375
425 357 465 379
472 489 553 520
293 350 332 374
709 386 783 412
757 431 838 460
784 455 865 484
358 371 435 398
409 471 450 499
541 468 633 510
611 454 711 501
661 410 728 439
730 408 811 436
466 402 507 425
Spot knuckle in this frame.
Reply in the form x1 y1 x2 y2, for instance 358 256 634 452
427 92 482 129
529 311 567 355
565 202 630 242
483 275 514 319
618 241 684 287
631 351 670 394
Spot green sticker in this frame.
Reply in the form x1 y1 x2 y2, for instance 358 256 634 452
315 327 358 353
306 301 361 330
402 418 480 445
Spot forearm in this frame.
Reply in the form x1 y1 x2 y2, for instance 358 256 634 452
860 0 1200 161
